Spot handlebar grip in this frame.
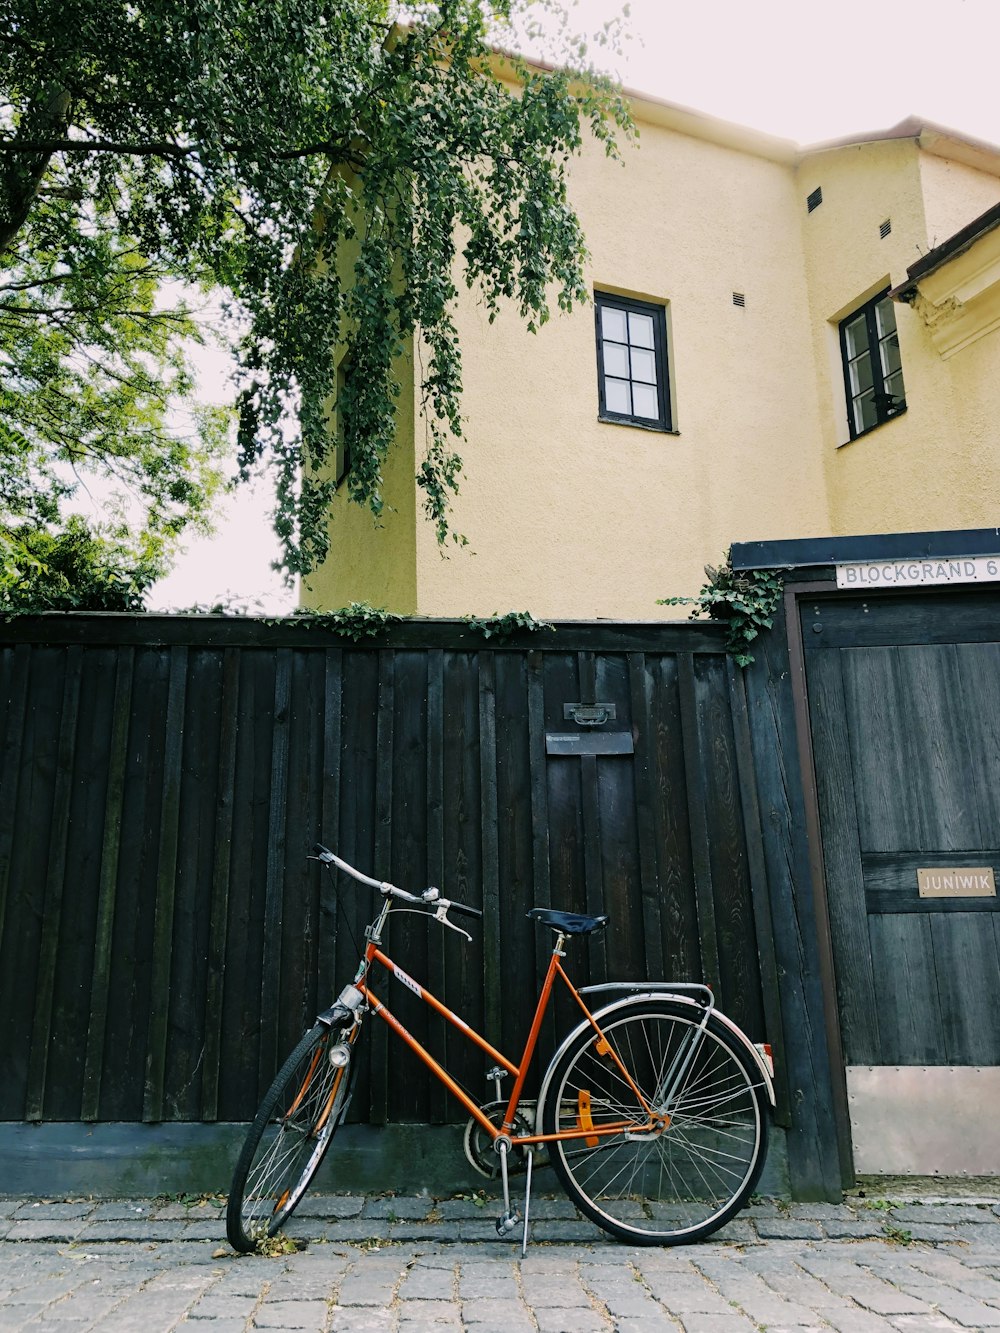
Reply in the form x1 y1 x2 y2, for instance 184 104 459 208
448 900 484 920
313 843 336 862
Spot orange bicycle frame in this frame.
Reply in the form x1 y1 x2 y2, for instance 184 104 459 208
355 936 656 1148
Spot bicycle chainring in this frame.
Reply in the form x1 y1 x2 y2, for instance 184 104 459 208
462 1101 538 1178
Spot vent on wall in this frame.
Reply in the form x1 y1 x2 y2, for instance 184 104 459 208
732 292 746 308
880 218 892 239
807 187 823 212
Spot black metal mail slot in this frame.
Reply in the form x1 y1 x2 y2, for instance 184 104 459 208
545 732 634 756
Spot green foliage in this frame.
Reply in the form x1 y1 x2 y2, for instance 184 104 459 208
0 517 162 611
292 601 401 640
0 60 231 566
659 557 785 667
881 1222 913 1245
0 0 629 579
462 609 554 641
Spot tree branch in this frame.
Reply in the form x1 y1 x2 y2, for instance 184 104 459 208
0 135 359 163
0 85 72 255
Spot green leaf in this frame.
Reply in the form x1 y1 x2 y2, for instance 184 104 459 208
658 555 785 667
0 0 632 581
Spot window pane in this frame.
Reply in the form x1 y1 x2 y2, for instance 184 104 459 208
628 312 655 348
601 305 627 342
844 314 869 361
875 298 898 339
630 346 657 384
849 350 873 396
884 369 906 405
632 381 659 420
879 331 902 378
604 377 631 415
854 389 878 433
603 343 629 377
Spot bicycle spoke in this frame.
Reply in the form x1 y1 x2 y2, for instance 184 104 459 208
228 1023 359 1252
545 1004 766 1243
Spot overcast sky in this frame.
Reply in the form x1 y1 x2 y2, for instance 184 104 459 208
606 0 1000 147
150 0 1000 613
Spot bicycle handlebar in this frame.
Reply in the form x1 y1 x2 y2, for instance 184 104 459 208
311 844 484 921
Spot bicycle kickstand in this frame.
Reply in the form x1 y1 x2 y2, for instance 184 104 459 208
493 1135 533 1247
521 1145 534 1257
495 1136 533 1256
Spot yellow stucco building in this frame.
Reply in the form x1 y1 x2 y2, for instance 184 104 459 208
304 94 1000 619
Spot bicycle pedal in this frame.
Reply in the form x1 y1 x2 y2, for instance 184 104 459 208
495 1210 521 1238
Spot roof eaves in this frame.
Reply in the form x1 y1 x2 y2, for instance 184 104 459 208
890 199 1000 300
796 116 1000 166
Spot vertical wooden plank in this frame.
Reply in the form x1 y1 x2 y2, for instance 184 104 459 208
425 649 449 1123
25 648 82 1120
843 646 978 853
143 646 188 1122
956 642 1000 839
386 651 431 1123
744 587 843 1199
928 913 1000 1064
697 655 762 1034
802 646 881 1065
527 653 551 915
200 646 240 1121
317 647 343 1003
643 655 700 982
82 650 135 1119
727 657 791 1123
369 649 395 1124
256 649 293 1091
526 651 556 1055
479 652 502 1045
578 652 608 979
629 652 664 981
678 652 721 991
0 643 31 945
869 914 946 1064
439 650 486 1101
218 648 260 1115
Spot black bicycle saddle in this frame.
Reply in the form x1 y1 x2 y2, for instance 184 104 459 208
527 907 609 935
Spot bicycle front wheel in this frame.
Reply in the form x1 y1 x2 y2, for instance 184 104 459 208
227 1020 359 1253
543 1000 768 1245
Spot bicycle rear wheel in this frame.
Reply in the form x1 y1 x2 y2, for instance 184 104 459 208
543 1000 768 1245
227 1020 359 1253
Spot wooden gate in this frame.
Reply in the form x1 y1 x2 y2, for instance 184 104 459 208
802 588 1000 1175
0 614 782 1141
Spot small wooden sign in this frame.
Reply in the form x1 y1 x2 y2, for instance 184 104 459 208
917 867 996 898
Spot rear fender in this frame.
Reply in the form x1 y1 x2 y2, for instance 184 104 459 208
535 993 775 1133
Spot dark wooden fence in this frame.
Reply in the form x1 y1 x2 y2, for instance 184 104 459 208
0 614 785 1131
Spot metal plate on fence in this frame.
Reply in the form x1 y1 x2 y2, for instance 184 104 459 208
847 1066 1000 1175
545 732 634 756
917 867 995 898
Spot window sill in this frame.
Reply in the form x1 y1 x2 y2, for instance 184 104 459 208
837 404 907 447
598 415 678 435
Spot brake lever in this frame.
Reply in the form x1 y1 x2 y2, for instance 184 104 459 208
434 903 472 942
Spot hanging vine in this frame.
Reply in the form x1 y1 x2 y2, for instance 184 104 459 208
659 556 785 667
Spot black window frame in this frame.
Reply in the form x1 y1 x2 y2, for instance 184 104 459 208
838 288 907 441
594 292 671 432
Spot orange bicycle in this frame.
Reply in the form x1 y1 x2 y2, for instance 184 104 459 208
227 845 774 1253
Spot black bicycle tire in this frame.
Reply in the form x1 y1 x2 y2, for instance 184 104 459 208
226 1021 357 1253
542 999 769 1245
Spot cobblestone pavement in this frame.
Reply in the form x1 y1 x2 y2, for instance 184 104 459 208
3 1192 1000 1332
